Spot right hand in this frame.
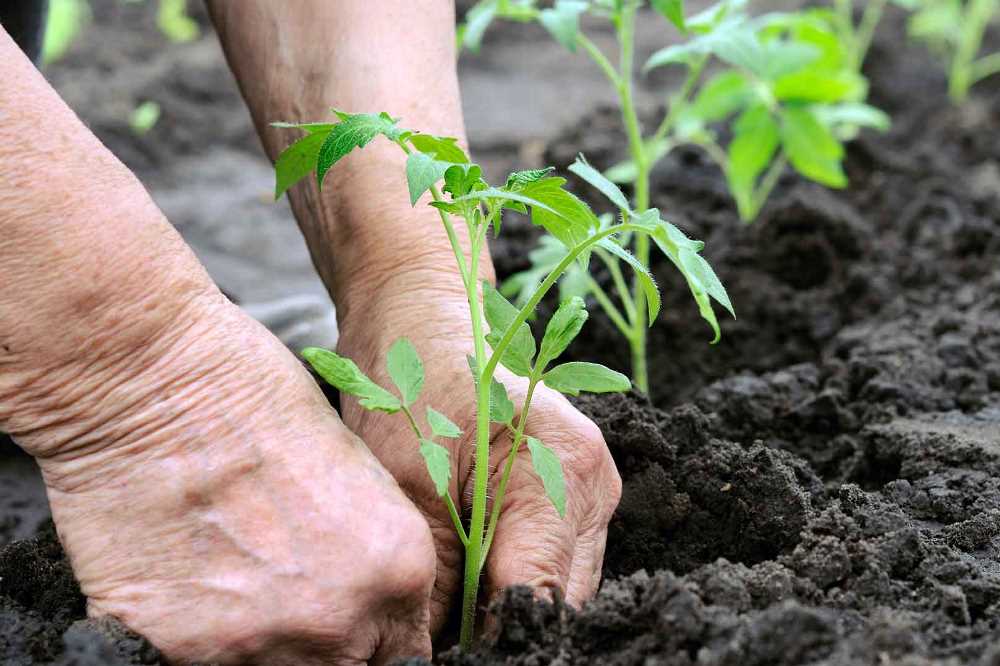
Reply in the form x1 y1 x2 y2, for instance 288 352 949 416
4 292 435 665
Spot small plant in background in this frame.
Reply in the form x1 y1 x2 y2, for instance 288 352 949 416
460 0 884 392
896 0 1000 102
272 110 731 647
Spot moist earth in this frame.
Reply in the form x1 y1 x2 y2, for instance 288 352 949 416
3 5 1000 666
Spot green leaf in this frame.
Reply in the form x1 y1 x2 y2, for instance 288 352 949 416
526 436 566 517
302 347 401 413
688 70 750 123
517 178 600 260
506 167 555 188
443 164 484 198
462 1 498 52
568 155 632 213
538 297 588 369
274 129 331 199
409 134 469 163
419 439 452 497
427 407 462 439
813 103 891 133
538 0 589 51
316 111 402 188
773 69 863 103
544 362 631 396
271 121 338 134
727 104 780 215
386 338 424 407
405 153 452 205
490 377 515 425
780 106 847 188
644 42 704 71
483 282 536 377
652 0 686 31
597 238 661 323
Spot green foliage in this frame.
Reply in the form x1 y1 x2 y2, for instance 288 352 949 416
544 362 632 395
427 407 462 438
539 0 589 51
43 0 91 64
301 348 401 413
484 282 536 377
387 339 425 407
526 436 566 517
419 439 453 496
129 101 161 135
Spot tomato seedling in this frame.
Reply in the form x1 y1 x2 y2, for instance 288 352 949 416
896 0 1000 102
462 0 884 392
272 110 731 648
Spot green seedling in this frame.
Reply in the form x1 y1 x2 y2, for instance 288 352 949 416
896 0 1000 102
272 109 731 647
462 0 885 392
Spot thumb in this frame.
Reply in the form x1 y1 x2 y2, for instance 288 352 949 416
482 456 578 611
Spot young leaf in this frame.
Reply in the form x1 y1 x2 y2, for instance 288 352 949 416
688 70 750 123
409 134 469 163
483 282 536 377
727 104 780 214
443 164 484 198
490 377 515 426
406 152 451 205
538 296 588 369
544 361 631 396
597 238 661 323
652 0 686 31
302 347 401 413
419 438 452 497
526 436 566 518
387 338 424 407
317 111 402 188
427 407 462 439
506 167 555 188
780 106 847 188
274 129 331 199
538 0 589 52
568 155 631 214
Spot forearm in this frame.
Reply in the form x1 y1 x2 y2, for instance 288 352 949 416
206 0 493 320
0 29 220 446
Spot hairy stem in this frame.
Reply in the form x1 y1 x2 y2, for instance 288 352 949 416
479 372 541 570
400 406 469 546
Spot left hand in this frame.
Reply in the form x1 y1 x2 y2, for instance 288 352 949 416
335 270 623 634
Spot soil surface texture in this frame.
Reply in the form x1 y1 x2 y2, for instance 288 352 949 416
2 3 1000 665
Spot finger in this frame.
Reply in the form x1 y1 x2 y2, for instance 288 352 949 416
483 468 579 606
370 609 433 666
565 523 609 607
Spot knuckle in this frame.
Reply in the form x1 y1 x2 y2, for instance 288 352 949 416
368 510 436 601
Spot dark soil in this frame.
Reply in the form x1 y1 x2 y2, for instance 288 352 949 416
3 4 1000 666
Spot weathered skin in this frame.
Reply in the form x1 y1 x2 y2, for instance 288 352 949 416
0 1 621 661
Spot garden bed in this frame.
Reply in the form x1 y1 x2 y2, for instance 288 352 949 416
2 5 1000 665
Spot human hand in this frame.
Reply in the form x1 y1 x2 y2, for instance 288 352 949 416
4 294 436 665
336 270 623 634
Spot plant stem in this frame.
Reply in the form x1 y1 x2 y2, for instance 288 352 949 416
950 0 999 103
400 406 469 546
616 3 651 394
743 153 787 223
854 0 887 69
971 51 1000 86
598 248 637 322
478 373 541 569
460 223 491 650
586 275 633 336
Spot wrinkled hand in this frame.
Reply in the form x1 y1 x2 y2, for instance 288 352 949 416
337 279 622 633
9 295 436 665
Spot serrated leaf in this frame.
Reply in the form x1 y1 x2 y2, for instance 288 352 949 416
419 438 452 496
538 296 588 370
409 134 469 163
302 347 401 413
490 377 515 425
274 129 331 199
316 111 402 188
569 155 631 213
406 152 452 205
525 436 566 517
427 407 462 439
688 70 750 123
597 238 661 323
544 361 632 396
506 167 555 188
517 178 600 263
483 282 536 377
781 106 846 188
386 338 424 407
652 0 686 30
538 0 589 51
